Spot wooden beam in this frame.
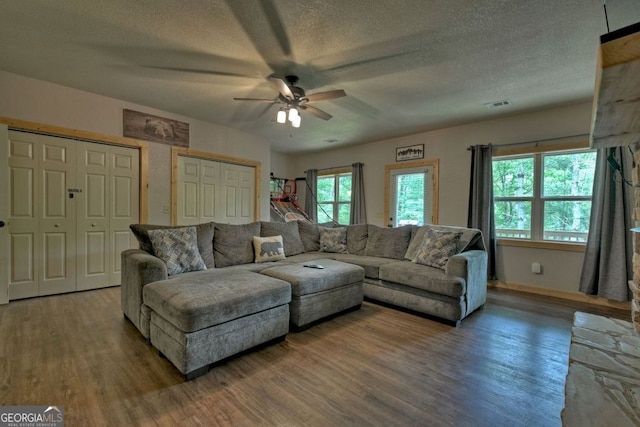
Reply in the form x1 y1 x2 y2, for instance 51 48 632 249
590 22 640 149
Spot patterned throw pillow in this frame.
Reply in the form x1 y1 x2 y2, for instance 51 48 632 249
253 235 286 263
319 227 348 253
412 229 462 269
148 227 207 276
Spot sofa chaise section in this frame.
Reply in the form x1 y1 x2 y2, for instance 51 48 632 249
143 269 291 379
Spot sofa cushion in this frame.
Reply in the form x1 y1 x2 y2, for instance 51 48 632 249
319 226 347 253
253 235 286 263
261 221 304 256
143 269 291 333
412 229 462 269
333 254 397 279
213 222 261 268
130 222 215 268
405 225 482 261
364 225 412 259
297 221 320 252
147 227 207 276
346 224 368 255
379 261 466 298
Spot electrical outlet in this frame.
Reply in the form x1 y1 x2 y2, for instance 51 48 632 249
531 262 542 274
163 206 170 215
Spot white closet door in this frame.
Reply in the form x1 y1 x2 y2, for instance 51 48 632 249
0 125 8 304
219 163 239 223
177 156 256 225
2 131 140 300
177 156 201 225
237 164 255 223
6 132 77 299
77 142 110 290
76 142 139 290
108 145 139 287
218 163 255 224
200 159 219 223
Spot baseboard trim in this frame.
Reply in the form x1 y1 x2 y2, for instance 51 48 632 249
488 280 631 311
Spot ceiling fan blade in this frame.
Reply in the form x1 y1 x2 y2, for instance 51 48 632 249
145 66 258 79
299 105 332 120
269 77 294 100
233 97 278 103
304 89 347 103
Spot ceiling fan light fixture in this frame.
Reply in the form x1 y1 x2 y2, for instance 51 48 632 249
291 115 301 128
276 108 287 124
288 107 299 121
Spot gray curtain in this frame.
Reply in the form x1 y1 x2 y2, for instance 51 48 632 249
579 147 633 302
350 162 367 224
305 168 318 222
467 145 496 279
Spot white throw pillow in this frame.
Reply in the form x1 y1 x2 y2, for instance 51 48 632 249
253 235 286 263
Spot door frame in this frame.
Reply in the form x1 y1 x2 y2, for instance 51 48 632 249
0 116 149 305
171 147 261 225
383 159 439 226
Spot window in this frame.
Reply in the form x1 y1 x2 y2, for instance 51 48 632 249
316 172 352 224
492 149 596 242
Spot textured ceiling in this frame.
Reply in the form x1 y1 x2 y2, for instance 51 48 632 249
1 1 639 153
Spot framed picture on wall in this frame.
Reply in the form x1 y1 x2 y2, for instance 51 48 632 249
123 109 190 147
396 144 424 162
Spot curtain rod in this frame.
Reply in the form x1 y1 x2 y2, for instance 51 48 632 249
304 163 362 173
466 133 590 151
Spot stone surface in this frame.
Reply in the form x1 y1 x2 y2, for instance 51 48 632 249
562 312 640 426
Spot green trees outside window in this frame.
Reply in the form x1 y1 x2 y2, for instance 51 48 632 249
317 173 352 224
492 149 596 242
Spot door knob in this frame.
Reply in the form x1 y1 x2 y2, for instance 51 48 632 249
0 220 5 228
91 223 96 227
54 223 60 228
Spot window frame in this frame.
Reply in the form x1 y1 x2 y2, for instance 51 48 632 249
316 169 352 225
492 141 594 252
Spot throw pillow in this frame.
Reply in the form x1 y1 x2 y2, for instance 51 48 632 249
364 225 412 259
412 229 462 269
297 221 320 252
346 224 368 255
213 222 261 268
260 221 304 256
319 226 347 253
130 222 215 268
253 235 286 263
147 227 207 276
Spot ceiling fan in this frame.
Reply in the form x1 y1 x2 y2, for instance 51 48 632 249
233 75 346 122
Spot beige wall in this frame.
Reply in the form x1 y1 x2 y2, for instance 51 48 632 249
290 102 594 294
0 70 273 224
0 69 598 295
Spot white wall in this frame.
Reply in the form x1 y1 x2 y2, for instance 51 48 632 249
0 71 273 224
291 102 595 294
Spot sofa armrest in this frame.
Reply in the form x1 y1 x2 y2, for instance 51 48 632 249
445 250 488 316
121 249 167 336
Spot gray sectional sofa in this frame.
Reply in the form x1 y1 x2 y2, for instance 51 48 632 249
121 220 488 379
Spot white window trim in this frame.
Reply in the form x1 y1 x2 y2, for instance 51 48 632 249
493 144 595 249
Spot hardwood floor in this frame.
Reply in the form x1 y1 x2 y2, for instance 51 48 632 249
0 287 629 427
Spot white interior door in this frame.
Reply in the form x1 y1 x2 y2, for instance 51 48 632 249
108 145 139 287
0 124 9 304
200 159 219 223
76 142 139 290
177 156 200 225
6 131 77 299
77 142 110 290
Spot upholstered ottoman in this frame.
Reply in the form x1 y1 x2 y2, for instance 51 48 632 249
260 259 365 330
143 269 291 380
